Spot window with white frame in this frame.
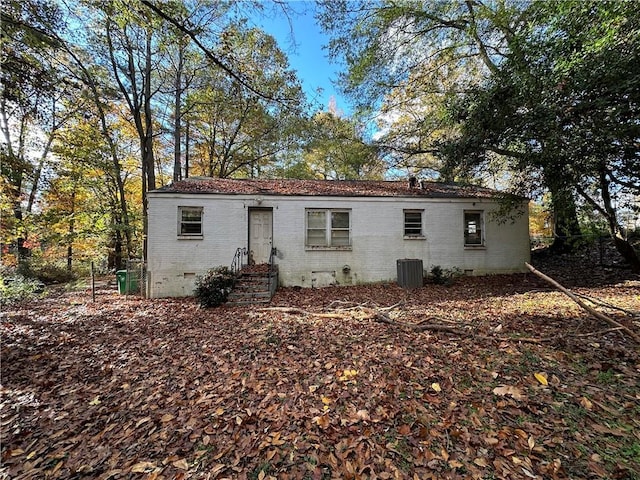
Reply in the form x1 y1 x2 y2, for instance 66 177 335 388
306 209 351 247
404 210 423 237
178 207 203 236
464 211 483 246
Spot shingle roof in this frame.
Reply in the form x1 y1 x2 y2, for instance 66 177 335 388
152 177 507 199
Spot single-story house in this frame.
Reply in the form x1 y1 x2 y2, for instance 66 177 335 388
146 177 530 298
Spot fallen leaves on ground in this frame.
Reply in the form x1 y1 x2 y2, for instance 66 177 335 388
1 261 639 479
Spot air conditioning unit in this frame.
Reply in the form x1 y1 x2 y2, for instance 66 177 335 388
397 259 423 289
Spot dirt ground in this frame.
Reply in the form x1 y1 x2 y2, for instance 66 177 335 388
1 254 639 479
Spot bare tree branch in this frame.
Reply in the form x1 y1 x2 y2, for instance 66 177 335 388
140 0 289 105
525 262 640 344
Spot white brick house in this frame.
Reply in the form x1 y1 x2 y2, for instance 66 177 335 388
146 177 530 298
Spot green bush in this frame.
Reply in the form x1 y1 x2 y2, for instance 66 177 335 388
16 260 75 284
0 274 45 307
194 266 235 307
428 265 462 286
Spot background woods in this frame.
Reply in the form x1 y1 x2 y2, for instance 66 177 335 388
1 0 639 279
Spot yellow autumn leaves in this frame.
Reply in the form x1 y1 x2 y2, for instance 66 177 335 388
338 368 358 382
312 367 359 428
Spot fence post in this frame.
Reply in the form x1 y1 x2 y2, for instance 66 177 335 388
91 261 96 302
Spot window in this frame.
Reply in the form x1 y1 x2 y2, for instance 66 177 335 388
179 207 203 236
404 210 423 237
464 211 483 246
306 209 351 248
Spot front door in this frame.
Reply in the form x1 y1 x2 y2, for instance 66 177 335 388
249 209 273 264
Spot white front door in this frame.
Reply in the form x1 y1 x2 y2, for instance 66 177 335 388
249 209 273 264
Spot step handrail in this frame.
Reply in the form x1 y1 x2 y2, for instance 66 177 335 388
268 246 278 297
231 247 248 277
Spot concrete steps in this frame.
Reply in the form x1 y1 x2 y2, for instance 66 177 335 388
227 266 278 306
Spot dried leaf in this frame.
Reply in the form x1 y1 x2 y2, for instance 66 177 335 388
356 409 370 421
131 461 156 473
338 369 358 382
580 396 594 410
431 382 441 392
534 372 548 386
493 385 525 400
528 436 535 450
209 464 226 477
398 424 411 435
172 458 189 470
314 414 330 429
136 417 151 428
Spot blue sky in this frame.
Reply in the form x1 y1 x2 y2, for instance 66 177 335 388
252 2 350 114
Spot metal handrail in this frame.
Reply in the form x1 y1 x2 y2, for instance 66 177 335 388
268 247 277 296
231 247 248 277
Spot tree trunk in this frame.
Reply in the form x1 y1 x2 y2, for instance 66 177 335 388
547 177 581 253
67 41 133 264
173 44 184 183
599 169 640 273
142 31 156 264
185 120 190 179
67 188 76 272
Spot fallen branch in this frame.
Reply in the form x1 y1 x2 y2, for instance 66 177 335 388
258 306 343 319
525 263 640 344
573 292 640 318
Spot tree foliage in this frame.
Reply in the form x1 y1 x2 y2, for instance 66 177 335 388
301 108 383 180
442 0 640 269
1 0 67 260
186 22 306 179
0 0 326 272
319 0 640 269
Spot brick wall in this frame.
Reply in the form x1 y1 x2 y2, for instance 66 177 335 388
147 193 530 297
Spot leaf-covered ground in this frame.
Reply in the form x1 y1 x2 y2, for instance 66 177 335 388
2 260 639 479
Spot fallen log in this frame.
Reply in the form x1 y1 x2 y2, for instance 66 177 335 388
258 306 344 319
525 262 640 344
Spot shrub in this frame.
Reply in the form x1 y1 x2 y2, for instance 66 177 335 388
0 274 45 307
194 266 235 307
428 265 462 286
16 260 75 284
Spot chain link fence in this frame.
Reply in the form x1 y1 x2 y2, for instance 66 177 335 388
120 259 146 298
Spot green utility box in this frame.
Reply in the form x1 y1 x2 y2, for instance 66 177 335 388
116 270 138 294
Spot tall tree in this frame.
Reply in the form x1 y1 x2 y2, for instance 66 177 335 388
442 0 640 270
0 0 66 261
302 108 383 180
186 22 306 178
317 0 587 250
